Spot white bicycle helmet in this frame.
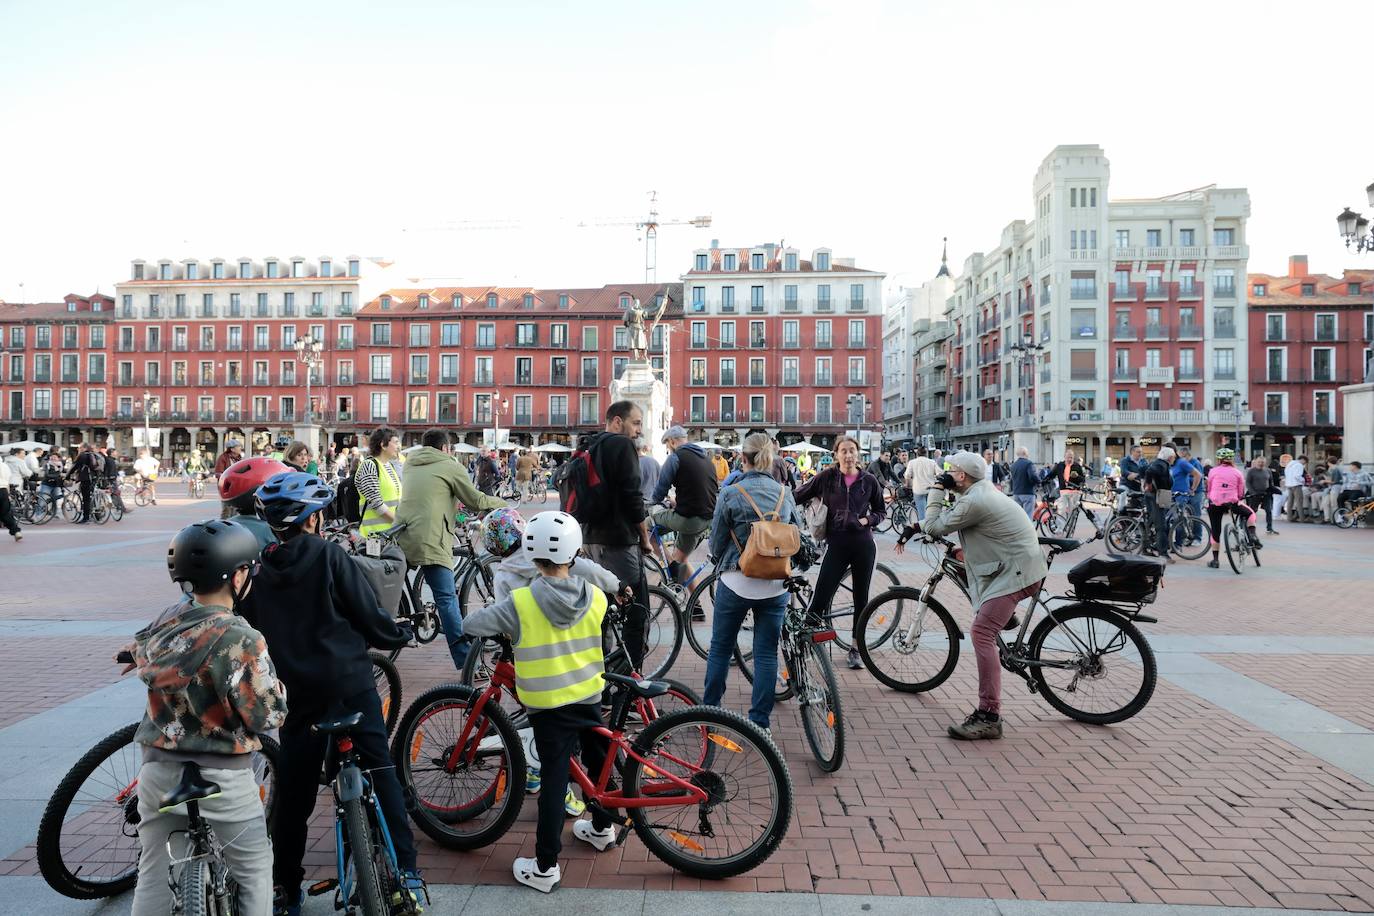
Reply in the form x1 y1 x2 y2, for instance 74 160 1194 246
523 511 583 564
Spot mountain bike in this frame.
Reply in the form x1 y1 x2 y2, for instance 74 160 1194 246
36 724 279 900
307 712 426 915
158 762 246 914
855 535 1161 725
1219 504 1262 575
393 664 791 879
732 577 847 772
1334 494 1374 529
1104 500 1210 561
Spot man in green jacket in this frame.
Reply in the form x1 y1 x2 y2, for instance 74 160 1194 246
397 428 506 670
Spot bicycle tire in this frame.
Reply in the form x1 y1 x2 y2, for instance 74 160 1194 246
1033 507 1061 537
342 795 388 916
109 498 124 523
623 705 791 879
641 585 684 680
391 683 526 850
685 572 748 663
1223 522 1246 574
855 588 960 693
608 677 701 735
1168 515 1211 561
796 642 845 772
399 581 440 645
1334 508 1353 529
370 652 402 738
734 635 793 702
456 555 497 620
1025 604 1156 725
134 490 149 507
177 854 211 916
828 562 900 651
1105 516 1143 554
31 497 55 525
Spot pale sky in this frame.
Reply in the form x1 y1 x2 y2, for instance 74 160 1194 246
2 0 1372 302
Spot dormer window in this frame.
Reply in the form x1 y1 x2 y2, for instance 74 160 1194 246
751 252 765 270
695 253 708 271
159 263 172 280
619 294 631 309
132 262 145 281
67 302 77 312
212 261 225 279
723 253 737 271
348 259 360 277
319 258 331 277
1301 283 1316 297
487 293 498 309
418 294 429 309
380 295 391 310
266 260 279 279
93 300 103 312
523 294 534 309
451 294 462 310
815 251 831 271
185 262 198 280
1253 283 1267 297
784 252 798 271
239 261 252 278
292 260 304 278
558 294 569 309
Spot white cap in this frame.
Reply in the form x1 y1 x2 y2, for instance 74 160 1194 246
946 451 988 481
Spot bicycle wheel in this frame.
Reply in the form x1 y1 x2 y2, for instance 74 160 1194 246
92 494 110 525
177 854 211 916
639 585 684 680
1105 516 1144 554
134 489 149 507
342 795 388 916
371 652 402 737
609 677 701 741
31 496 55 525
855 588 960 693
1025 604 1157 724
457 555 497 618
623 705 791 879
796 642 844 772
826 561 900 651
1334 507 1354 529
1034 506 1061 536
1168 515 1211 561
1223 522 1247 575
399 580 439 645
391 683 526 850
682 572 748 663
108 497 124 523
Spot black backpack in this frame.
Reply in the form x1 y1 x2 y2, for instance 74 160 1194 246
556 437 609 522
331 461 365 525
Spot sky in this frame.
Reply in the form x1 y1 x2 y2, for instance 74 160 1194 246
2 0 1373 302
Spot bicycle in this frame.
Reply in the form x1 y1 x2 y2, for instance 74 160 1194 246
1334 494 1374 529
157 762 247 914
372 651 403 737
878 490 915 534
36 723 279 900
307 712 427 916
1104 497 1210 561
134 478 158 507
731 576 847 772
855 534 1162 725
1219 505 1262 575
188 475 207 499
392 664 792 879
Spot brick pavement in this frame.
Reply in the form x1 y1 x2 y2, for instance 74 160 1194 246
1 498 1372 911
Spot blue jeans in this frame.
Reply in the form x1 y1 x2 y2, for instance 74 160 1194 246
420 564 466 670
1013 494 1035 518
913 493 929 524
702 582 786 728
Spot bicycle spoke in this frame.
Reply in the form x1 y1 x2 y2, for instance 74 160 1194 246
1032 612 1148 719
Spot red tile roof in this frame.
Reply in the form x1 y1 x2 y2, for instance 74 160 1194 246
358 283 682 316
1247 269 1374 306
0 295 116 322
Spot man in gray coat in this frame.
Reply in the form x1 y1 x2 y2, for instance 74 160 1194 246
921 451 1048 740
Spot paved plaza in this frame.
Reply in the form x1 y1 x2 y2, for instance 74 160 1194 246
0 497 1371 914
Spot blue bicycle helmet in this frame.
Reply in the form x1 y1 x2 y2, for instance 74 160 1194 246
255 471 335 530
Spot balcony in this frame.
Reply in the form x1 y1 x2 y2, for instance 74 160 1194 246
33 372 52 383
32 408 51 419
1178 322 1203 339
1070 287 1097 301
846 337 866 349
1145 323 1169 340
1041 407 1255 427
1112 367 1134 381
1213 321 1237 339
1112 324 1137 341
1214 367 1237 380
1069 368 1098 380
1138 366 1175 385
814 375 832 386
782 338 801 349
749 338 767 350
336 339 355 350
410 374 430 385
816 299 833 314
117 342 139 353
1113 284 1135 302
1143 283 1168 301
1213 284 1237 299
782 298 800 314
815 338 833 349
580 372 598 387
1178 281 1201 300
1178 367 1202 380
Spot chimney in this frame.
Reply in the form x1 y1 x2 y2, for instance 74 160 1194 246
1288 254 1309 278
710 239 719 250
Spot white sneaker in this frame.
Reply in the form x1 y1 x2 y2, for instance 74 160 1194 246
573 819 617 852
512 857 560 893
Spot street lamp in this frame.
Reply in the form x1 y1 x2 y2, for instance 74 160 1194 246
1230 397 1249 455
491 392 509 449
1335 182 1374 252
1008 332 1045 424
141 389 157 455
292 336 324 425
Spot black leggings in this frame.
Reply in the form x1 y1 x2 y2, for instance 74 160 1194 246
1245 493 1273 531
1207 502 1256 549
808 531 876 640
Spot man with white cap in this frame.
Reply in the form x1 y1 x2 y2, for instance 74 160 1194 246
920 451 1047 740
650 425 718 584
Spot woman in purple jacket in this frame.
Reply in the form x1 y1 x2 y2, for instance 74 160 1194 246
794 436 886 669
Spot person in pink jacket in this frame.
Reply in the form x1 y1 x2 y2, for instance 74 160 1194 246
1205 448 1261 569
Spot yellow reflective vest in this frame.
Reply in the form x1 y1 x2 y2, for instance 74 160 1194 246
359 457 402 537
511 586 607 710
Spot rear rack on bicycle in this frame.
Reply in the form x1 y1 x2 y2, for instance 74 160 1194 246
1066 554 1164 605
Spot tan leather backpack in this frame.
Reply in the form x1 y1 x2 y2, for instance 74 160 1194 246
729 484 801 579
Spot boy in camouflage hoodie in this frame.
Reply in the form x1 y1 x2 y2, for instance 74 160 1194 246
126 519 287 916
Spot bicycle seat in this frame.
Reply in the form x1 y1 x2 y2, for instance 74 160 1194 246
312 711 365 734
1038 536 1081 552
603 672 671 699
158 762 221 812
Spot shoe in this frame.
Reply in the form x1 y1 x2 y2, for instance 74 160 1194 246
948 709 1003 740
1002 614 1019 632
1249 538 1263 550
564 788 586 817
525 769 541 794
846 647 862 670
513 857 561 893
1207 559 1219 569
11 533 20 542
573 819 617 851
393 869 425 911
1268 529 1279 535
691 608 706 623
272 885 303 916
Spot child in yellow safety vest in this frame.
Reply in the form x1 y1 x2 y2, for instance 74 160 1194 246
461 510 622 894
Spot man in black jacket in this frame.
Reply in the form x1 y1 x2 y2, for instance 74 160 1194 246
579 400 649 667
1143 447 1177 561
99 446 128 514
69 443 101 523
650 425 719 584
240 472 421 913
1009 447 1039 517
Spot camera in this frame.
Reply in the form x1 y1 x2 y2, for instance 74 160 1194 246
935 472 957 490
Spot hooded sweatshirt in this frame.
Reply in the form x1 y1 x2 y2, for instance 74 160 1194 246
492 549 622 602
462 574 606 708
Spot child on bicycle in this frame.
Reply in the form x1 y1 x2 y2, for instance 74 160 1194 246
216 456 289 550
239 471 422 916
481 508 624 815
1205 448 1261 569
463 511 622 894
127 519 288 916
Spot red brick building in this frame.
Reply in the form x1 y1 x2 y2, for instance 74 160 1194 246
1247 255 1374 459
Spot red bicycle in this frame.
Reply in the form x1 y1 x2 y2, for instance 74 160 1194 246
391 657 792 878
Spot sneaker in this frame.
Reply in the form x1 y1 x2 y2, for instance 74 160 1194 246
525 769 541 795
272 885 303 916
1002 614 1020 632
1207 559 1219 569
563 788 586 817
573 819 617 851
1268 529 1279 535
947 709 1003 741
1249 536 1263 550
11 533 20 542
846 647 863 670
393 869 425 911
513 857 561 893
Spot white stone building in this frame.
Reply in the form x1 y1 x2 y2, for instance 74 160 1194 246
882 244 955 443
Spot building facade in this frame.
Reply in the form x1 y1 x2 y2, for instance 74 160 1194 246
943 145 1254 463
912 317 953 448
678 242 883 447
1246 255 1373 460
882 245 955 443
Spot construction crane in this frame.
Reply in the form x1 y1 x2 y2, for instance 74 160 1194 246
576 191 711 282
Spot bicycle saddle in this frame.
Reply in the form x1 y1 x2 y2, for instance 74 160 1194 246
158 762 222 813
312 711 365 734
603 672 671 699
1037 536 1081 552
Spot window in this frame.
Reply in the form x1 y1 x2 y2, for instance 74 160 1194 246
1145 271 1164 298
370 354 392 383
1314 390 1335 425
816 320 832 347
1113 270 1131 298
1068 389 1096 411
1115 230 1129 248
516 357 533 384
266 260 279 279
720 321 736 349
815 395 831 424
1069 272 1097 300
783 356 799 385
1144 390 1161 411
848 356 866 384
815 252 830 271
548 395 567 424
751 252 765 270
614 327 627 350
581 356 598 386
719 358 735 386
1348 282 1362 295
750 286 764 312
1114 390 1130 410
1073 308 1098 338
750 395 765 422
848 319 865 347
579 392 599 424
485 293 498 309
346 259 359 277
582 326 597 350
690 395 706 423
1179 228 1195 246
721 287 735 312
87 353 104 381
441 323 461 346
515 323 537 346
369 392 389 421
410 354 429 383
1146 229 1162 247
815 357 832 385
1145 347 1162 369
1179 348 1196 377
723 253 737 271
691 321 706 348
1312 348 1334 382
88 388 105 416
817 284 832 311
451 294 463 310
1214 268 1236 297
695 253 708 271
1214 348 1235 379
783 320 799 348
1266 347 1287 381
690 358 706 386
523 293 534 310
1214 228 1235 246
1300 283 1316 297
550 323 567 347
1315 313 1337 341
1265 314 1285 341
408 323 431 347
478 324 497 348
849 283 865 310
749 357 765 385
782 394 799 423
1265 392 1287 425
1069 349 1097 380
750 320 766 348
1070 188 1077 207
439 354 459 384
784 252 798 271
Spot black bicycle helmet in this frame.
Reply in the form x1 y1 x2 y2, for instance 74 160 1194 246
167 519 261 595
256 471 336 530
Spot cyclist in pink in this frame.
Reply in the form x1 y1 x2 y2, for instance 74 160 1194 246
1205 447 1261 569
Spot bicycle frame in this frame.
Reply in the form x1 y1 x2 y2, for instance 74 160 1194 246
165 799 233 912
326 735 410 908
648 522 708 590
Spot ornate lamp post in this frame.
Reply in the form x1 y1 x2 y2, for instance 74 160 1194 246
292 336 324 425
1229 397 1249 455
1336 182 1374 252
1008 332 1045 423
491 392 508 449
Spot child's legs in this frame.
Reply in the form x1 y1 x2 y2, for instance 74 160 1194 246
571 704 616 831
529 707 583 871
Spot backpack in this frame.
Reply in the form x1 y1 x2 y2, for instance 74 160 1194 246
332 461 365 525
729 484 801 580
555 439 608 522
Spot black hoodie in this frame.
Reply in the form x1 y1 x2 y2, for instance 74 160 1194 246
238 533 409 711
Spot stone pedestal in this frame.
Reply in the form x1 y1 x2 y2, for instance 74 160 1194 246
293 422 325 456
610 360 671 460
1339 382 1374 464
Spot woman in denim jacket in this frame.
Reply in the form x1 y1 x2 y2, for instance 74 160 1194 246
702 433 802 731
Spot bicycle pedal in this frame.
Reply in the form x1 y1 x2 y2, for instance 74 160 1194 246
810 629 838 643
308 878 338 896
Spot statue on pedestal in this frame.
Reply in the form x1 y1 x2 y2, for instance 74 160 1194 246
624 298 649 361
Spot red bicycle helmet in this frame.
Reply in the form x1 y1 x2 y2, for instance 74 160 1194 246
219 456 290 512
